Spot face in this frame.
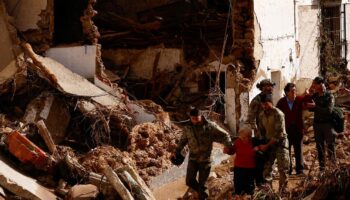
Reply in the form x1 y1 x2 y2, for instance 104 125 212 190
311 81 322 93
190 115 202 125
287 86 296 99
328 82 337 90
261 101 273 111
239 130 252 141
262 84 273 94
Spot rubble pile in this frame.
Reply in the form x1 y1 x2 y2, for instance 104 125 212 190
79 145 136 174
129 121 182 181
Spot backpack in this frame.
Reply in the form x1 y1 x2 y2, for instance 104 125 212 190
331 106 344 133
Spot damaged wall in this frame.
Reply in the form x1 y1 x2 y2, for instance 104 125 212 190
46 45 97 79
251 0 299 104
4 0 54 53
0 0 24 91
0 3 15 71
3 0 47 31
296 2 320 79
346 3 350 70
103 47 183 80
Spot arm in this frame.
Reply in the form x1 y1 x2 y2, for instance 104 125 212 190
246 97 260 130
276 98 284 112
175 129 188 154
315 94 334 115
257 113 267 138
211 122 232 147
223 143 236 155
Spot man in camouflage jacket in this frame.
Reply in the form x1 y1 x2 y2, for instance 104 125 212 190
245 78 275 186
174 108 232 199
258 94 290 192
246 79 275 138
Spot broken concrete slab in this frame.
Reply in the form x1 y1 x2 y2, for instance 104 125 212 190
3 0 47 31
45 45 97 79
0 1 25 91
127 103 156 124
22 43 128 110
102 47 184 80
0 155 57 200
23 92 70 144
66 184 99 200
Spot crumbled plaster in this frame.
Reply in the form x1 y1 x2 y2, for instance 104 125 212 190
0 0 26 93
4 0 54 53
80 0 100 44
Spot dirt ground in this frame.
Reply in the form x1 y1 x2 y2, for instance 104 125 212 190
152 121 350 200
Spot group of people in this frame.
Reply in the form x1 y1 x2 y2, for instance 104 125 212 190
172 76 338 199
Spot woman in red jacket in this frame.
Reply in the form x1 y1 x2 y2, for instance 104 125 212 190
224 126 260 196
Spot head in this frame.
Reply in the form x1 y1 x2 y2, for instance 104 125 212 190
189 108 202 125
284 83 296 100
238 125 252 141
257 79 275 94
328 76 338 90
260 93 273 111
311 76 326 94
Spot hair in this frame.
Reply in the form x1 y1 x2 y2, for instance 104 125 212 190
284 83 296 94
239 125 252 139
189 108 200 116
260 93 273 103
256 79 275 90
239 125 252 135
313 76 325 84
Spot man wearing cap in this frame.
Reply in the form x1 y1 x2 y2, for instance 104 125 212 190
174 108 232 199
306 76 336 170
257 93 289 192
245 78 275 185
246 78 275 137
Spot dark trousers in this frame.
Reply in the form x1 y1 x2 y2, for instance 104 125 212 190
314 122 336 169
186 159 211 199
253 138 266 185
234 167 255 195
287 125 304 173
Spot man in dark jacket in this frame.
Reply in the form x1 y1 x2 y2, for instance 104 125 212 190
306 77 336 170
277 83 305 174
174 108 232 199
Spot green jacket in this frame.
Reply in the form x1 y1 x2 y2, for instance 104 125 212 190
246 92 263 130
176 119 232 162
258 107 288 147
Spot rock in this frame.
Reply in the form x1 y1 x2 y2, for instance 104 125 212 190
66 184 99 200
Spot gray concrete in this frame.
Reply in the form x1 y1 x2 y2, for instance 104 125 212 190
149 148 230 189
0 155 57 200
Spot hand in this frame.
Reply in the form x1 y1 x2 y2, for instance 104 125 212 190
306 102 316 108
223 147 234 155
258 144 268 152
223 147 230 154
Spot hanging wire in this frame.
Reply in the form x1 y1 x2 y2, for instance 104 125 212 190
206 0 233 113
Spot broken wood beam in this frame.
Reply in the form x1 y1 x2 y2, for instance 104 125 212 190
117 165 156 200
102 166 134 200
36 120 57 154
118 170 148 200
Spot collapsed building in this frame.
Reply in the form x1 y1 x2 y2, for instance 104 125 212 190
1 0 350 199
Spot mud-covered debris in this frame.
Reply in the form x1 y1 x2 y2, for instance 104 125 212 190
79 145 135 174
66 184 99 200
129 121 181 181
